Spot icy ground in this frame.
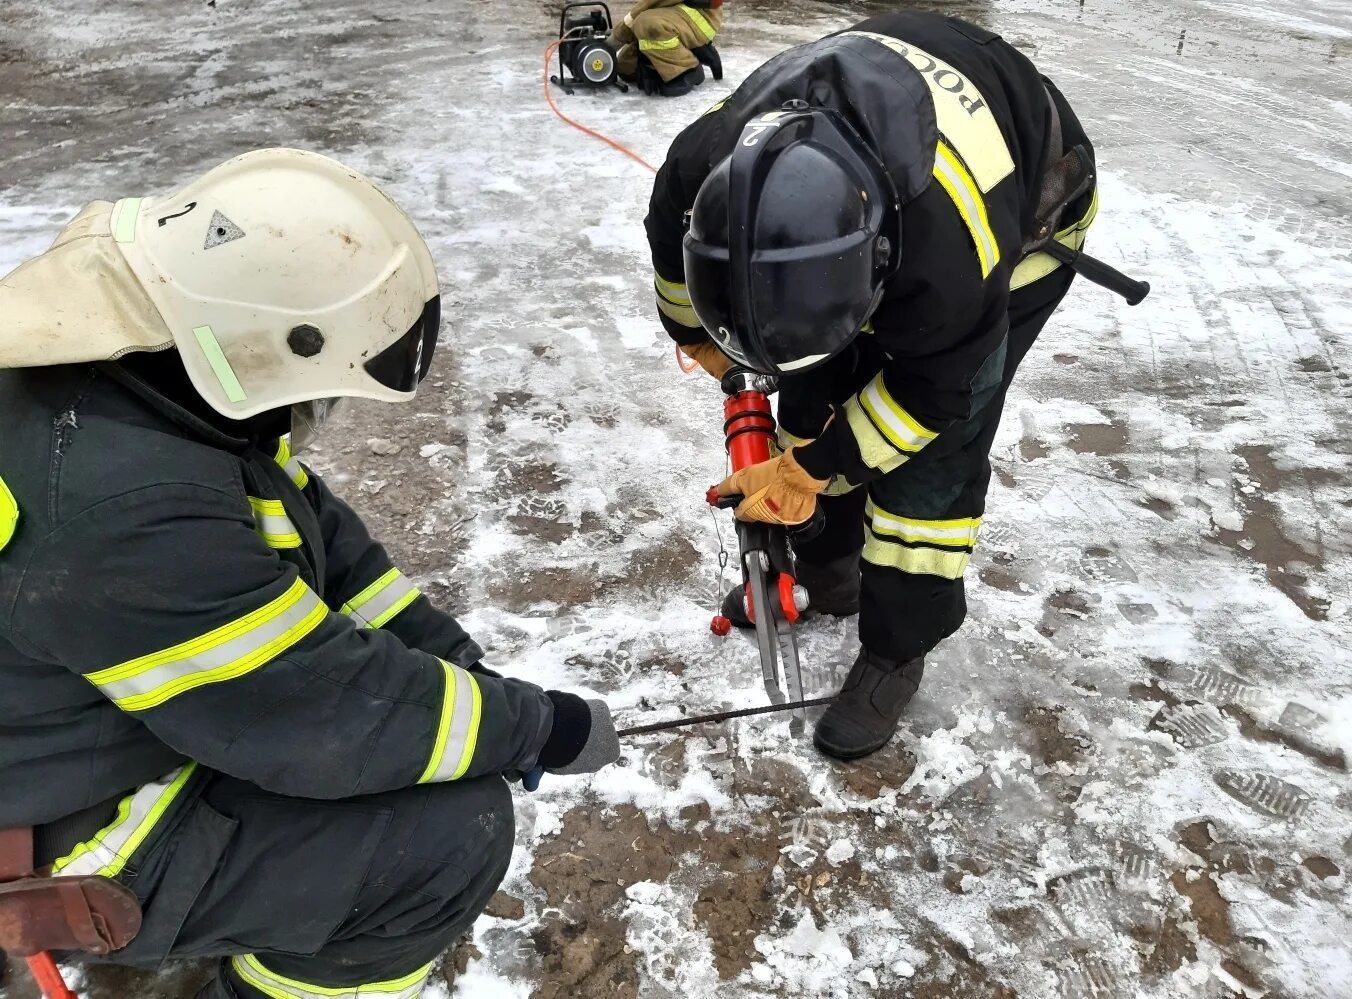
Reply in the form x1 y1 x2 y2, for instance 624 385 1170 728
3 0 1351 996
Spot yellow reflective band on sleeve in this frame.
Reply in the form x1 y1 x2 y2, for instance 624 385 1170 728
340 567 423 630
231 954 434 999
87 578 328 712
844 32 1015 192
933 142 1000 279
639 36 683 52
704 96 730 116
1011 186 1101 291
419 660 483 784
844 398 910 473
0 475 17 552
273 437 310 490
656 294 701 329
249 497 302 549
655 273 690 305
52 764 198 878
857 374 939 455
678 4 717 41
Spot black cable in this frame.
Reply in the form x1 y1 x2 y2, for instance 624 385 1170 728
617 697 835 737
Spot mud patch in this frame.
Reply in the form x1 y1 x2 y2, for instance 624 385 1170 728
1067 420 1129 457
1214 445 1329 620
691 835 782 979
528 805 694 999
1170 869 1234 948
1024 705 1091 767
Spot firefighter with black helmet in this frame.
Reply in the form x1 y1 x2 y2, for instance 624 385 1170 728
646 11 1103 759
0 149 621 999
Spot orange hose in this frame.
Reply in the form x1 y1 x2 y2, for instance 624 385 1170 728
543 41 658 174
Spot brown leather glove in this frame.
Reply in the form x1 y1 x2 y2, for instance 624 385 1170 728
680 341 735 380
715 448 830 526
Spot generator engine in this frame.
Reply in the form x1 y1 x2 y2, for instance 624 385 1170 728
552 3 628 94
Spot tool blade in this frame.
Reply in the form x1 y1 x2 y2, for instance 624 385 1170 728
746 559 785 706
777 625 807 735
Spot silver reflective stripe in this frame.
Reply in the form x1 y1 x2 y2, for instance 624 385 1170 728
419 660 483 784
52 764 198 877
87 579 328 712
933 147 999 276
250 497 302 549
341 568 421 629
231 955 433 999
274 437 310 490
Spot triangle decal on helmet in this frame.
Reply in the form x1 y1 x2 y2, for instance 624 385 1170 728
203 210 246 250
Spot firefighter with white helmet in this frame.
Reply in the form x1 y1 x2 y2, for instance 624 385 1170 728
0 148 619 999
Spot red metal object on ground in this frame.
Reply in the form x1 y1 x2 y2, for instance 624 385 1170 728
710 615 732 636
28 953 78 999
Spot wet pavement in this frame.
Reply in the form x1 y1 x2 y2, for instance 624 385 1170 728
2 1 1350 997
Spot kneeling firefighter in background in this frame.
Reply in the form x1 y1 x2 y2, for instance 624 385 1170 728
611 0 724 96
0 149 620 999
646 11 1103 759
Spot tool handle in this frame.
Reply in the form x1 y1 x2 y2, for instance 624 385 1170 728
28 954 78 999
707 492 825 545
1043 241 1150 305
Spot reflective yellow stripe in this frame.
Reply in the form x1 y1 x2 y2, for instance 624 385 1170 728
87 578 328 711
934 142 1000 278
655 273 690 305
249 497 303 549
679 4 716 41
863 500 979 579
274 437 310 490
845 32 1014 192
844 398 910 473
639 36 682 52
656 294 701 328
52 764 198 877
867 499 981 548
704 96 730 116
419 660 483 783
0 475 17 552
863 534 971 579
1011 186 1101 291
110 197 142 244
340 567 422 629
231 955 433 999
857 374 938 455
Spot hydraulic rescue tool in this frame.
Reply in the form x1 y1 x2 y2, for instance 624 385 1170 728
550 2 628 95
706 368 825 735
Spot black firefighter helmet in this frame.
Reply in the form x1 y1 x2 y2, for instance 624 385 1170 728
683 100 901 375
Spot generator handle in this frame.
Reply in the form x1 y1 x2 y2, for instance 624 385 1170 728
557 1 616 37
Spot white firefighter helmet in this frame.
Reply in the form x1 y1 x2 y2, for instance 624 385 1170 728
117 148 441 418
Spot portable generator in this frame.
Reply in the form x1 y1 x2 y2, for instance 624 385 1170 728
551 2 629 94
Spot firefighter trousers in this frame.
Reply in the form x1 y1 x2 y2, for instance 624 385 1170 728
612 5 720 83
78 769 514 998
783 267 1078 662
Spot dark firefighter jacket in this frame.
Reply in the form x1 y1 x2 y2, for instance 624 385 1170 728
0 358 553 871
645 11 1096 486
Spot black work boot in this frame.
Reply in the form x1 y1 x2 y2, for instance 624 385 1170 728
814 649 925 760
692 42 723 80
658 63 705 96
719 551 860 630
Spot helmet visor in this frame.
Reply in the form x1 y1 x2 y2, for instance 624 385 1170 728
684 232 878 375
363 295 441 392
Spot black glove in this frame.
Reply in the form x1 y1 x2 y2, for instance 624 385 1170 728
539 691 620 775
